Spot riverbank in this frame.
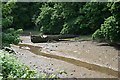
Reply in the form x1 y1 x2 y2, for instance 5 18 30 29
11 36 119 78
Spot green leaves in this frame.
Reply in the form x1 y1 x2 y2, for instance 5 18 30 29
0 50 37 79
2 16 13 28
49 74 56 78
2 28 23 47
92 2 120 43
109 2 120 27
0 50 57 79
2 1 15 28
2 1 15 16
35 3 64 34
92 16 120 43
11 2 42 29
34 2 111 35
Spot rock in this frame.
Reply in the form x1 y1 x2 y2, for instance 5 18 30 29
21 46 30 50
36 66 38 68
50 50 53 51
30 61 32 64
72 70 76 72
83 73 86 76
71 74 73 75
51 64 53 65
73 51 77 53
4 47 15 53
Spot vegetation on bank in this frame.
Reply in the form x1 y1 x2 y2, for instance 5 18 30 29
2 1 120 43
2 28 23 47
1 1 56 79
0 50 57 79
0 1 120 79
0 50 37 79
92 16 120 43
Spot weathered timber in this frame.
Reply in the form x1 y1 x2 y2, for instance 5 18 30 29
31 35 78 43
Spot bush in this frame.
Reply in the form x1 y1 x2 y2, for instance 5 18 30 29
2 16 13 29
2 28 23 47
92 16 120 43
92 29 104 41
0 50 57 79
0 50 37 79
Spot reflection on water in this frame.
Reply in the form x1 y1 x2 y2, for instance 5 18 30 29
18 44 119 77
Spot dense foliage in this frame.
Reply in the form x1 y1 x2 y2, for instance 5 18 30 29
2 28 23 47
60 3 85 34
92 2 120 43
0 50 57 79
1 1 120 79
109 1 120 27
35 3 64 34
2 2 120 43
2 1 15 29
92 16 120 43
34 2 112 35
1 2 59 79
2 1 23 48
0 50 37 79
11 2 42 29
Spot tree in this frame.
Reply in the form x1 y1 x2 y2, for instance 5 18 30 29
2 1 15 29
92 16 120 43
108 1 120 26
2 1 23 47
92 1 120 43
35 3 64 34
60 2 85 35
11 2 42 29
78 2 111 34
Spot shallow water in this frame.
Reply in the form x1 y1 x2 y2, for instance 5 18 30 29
18 43 119 77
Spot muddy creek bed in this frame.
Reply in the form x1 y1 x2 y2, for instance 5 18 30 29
11 36 119 78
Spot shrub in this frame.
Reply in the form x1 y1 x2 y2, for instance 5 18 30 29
2 28 23 47
0 50 57 79
92 16 120 43
0 50 37 79
92 29 104 41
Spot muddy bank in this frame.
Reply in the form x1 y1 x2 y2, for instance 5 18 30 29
11 36 119 78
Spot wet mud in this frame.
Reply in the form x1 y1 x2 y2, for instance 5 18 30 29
11 36 119 78
18 43 119 77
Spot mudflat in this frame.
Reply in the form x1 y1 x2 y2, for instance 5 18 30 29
11 36 119 78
